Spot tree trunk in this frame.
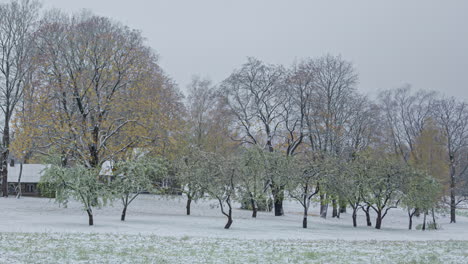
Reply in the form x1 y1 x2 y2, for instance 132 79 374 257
267 141 284 216
121 205 127 221
223 197 234 229
408 209 413 230
364 205 372 227
1 160 8 197
87 209 94 226
375 211 382 229
1 119 9 197
431 208 437 230
303 207 308 228
320 194 328 218
89 126 100 168
450 182 456 223
16 162 23 199
186 197 192 216
352 207 357 227
251 198 257 218
332 199 338 218
271 185 284 216
224 216 233 229
422 212 427 231
224 205 233 229
274 198 283 216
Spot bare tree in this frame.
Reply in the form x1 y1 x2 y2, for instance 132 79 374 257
186 76 217 149
344 95 379 157
303 54 358 218
186 76 233 155
178 76 234 216
221 57 284 150
278 61 314 156
378 86 436 161
0 0 40 196
433 97 468 223
221 57 287 216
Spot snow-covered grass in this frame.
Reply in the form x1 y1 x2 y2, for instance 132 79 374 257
1 195 468 263
1 232 467 264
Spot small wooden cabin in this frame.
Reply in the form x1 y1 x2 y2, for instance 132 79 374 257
6 163 48 197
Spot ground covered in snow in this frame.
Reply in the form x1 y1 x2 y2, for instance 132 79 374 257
1 195 467 263
1 233 467 264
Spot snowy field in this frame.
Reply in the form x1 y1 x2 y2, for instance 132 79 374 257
0 195 467 263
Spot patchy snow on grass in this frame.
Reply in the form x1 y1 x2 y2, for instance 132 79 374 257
1 195 468 263
0 233 467 264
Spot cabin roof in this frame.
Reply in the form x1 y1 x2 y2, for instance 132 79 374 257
8 164 48 183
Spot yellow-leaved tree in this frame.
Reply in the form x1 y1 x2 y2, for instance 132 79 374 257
11 11 184 168
409 118 449 193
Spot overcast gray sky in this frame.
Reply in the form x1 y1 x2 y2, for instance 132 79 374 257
25 1 468 98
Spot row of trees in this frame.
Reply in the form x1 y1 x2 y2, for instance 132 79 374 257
43 157 167 225
41 144 441 231
176 146 441 230
184 57 467 226
1 0 467 231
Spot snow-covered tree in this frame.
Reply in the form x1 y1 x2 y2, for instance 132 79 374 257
401 169 441 230
175 148 206 215
237 147 269 218
197 152 237 229
112 157 168 221
361 156 405 229
287 154 324 228
329 156 368 227
41 165 111 226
